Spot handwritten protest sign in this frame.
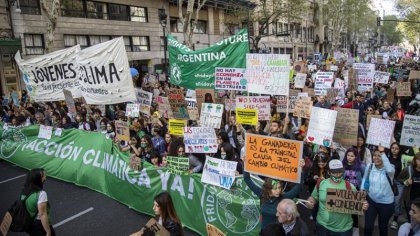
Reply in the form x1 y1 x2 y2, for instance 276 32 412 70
206 224 226 236
326 189 367 215
366 118 396 148
184 127 218 153
38 125 53 140
373 71 390 84
400 115 420 147
409 70 420 80
366 115 382 130
236 96 271 120
156 96 173 119
333 108 359 147
245 134 303 182
200 103 224 129
168 119 187 136
168 89 189 120
353 63 375 92
246 54 290 95
224 99 236 111
130 218 170 236
293 97 312 118
125 103 140 117
315 72 334 95
0 212 12 236
196 89 215 114
185 98 199 120
387 88 395 103
167 156 190 175
396 82 411 97
293 61 307 74
129 156 141 171
136 89 152 115
306 107 337 147
115 120 130 142
294 73 307 89
236 108 258 125
63 89 76 113
276 95 297 113
186 89 196 98
202 156 238 189
215 67 247 91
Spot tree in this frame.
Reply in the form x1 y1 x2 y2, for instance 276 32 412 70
177 0 207 49
41 0 60 53
381 15 402 45
396 0 420 48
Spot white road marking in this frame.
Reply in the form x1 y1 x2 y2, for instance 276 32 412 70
53 207 94 228
0 174 26 184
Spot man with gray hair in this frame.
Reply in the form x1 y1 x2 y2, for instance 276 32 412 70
261 199 309 236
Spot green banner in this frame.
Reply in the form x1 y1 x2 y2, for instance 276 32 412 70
168 29 249 89
0 125 261 236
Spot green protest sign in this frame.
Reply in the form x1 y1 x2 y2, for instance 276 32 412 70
168 29 249 89
167 156 190 175
0 125 261 236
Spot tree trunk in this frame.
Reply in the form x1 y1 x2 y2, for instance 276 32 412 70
41 0 60 53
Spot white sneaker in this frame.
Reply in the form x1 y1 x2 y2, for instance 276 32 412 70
309 215 313 221
390 220 398 230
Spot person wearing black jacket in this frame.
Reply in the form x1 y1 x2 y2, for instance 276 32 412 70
152 192 183 236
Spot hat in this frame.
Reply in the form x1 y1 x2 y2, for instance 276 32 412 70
130 68 139 77
329 159 344 173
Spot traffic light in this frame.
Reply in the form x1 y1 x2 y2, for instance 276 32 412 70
377 17 381 26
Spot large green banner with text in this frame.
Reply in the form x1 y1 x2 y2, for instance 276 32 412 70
0 125 261 236
168 29 249 89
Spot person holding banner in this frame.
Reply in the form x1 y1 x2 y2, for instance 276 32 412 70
151 191 183 236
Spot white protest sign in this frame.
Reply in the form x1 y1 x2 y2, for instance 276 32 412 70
308 64 317 71
224 99 236 111
373 71 390 84
334 79 346 98
400 115 420 147
236 96 271 120
63 89 76 113
38 125 53 140
366 118 396 148
215 67 247 91
200 103 224 129
186 89 196 98
54 128 62 137
330 65 338 71
126 103 140 117
276 95 297 113
306 107 337 147
294 73 307 89
202 156 237 189
353 63 375 92
185 98 199 120
184 127 218 153
315 72 334 96
136 89 152 115
246 54 290 95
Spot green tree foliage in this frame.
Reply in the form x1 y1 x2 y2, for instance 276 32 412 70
396 0 420 46
381 15 402 45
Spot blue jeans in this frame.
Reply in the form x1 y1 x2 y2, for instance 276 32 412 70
393 181 405 217
364 197 394 236
316 223 352 236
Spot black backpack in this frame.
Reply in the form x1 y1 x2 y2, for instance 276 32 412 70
8 193 36 232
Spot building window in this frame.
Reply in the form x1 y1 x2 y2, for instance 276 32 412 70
226 24 239 35
130 6 147 22
170 17 182 33
86 1 107 19
89 35 110 45
132 36 149 51
194 20 207 34
61 0 85 17
64 35 89 48
24 34 44 55
20 0 41 15
123 36 131 51
108 3 129 21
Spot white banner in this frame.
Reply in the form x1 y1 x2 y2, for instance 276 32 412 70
373 71 390 84
236 96 271 120
200 103 224 129
400 115 420 147
215 67 247 91
306 107 337 147
366 118 396 148
315 72 334 96
201 156 237 189
184 127 218 153
136 89 152 115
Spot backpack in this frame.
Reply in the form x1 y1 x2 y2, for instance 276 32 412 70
8 192 37 232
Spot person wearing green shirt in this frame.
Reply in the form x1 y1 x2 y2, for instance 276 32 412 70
306 159 368 236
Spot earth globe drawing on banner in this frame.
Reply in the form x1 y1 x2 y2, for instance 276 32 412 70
0 127 27 159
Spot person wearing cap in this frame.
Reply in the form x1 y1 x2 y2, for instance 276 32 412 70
306 159 369 236
361 145 395 236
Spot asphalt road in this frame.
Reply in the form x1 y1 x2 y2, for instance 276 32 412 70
0 160 199 236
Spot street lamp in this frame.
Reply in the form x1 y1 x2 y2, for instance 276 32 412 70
159 10 168 76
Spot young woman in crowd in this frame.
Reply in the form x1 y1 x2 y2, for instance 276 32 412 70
342 147 364 189
356 135 372 166
151 192 183 236
398 198 420 236
387 142 404 229
399 152 420 217
139 135 155 164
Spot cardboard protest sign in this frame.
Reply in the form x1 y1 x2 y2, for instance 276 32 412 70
156 96 173 119
206 224 226 236
115 120 130 142
200 103 224 129
168 119 187 136
353 63 375 92
167 156 190 175
366 118 396 148
400 115 420 147
293 97 312 118
294 73 307 89
136 89 153 115
314 72 334 95
302 87 315 97
276 95 297 113
196 89 215 114
333 108 359 147
246 54 290 95
63 89 76 113
293 61 307 74
215 67 247 91
306 107 337 147
202 156 238 189
387 88 395 103
0 212 12 236
184 127 218 153
366 115 382 130
396 82 411 97
168 89 189 120
130 218 170 236
38 125 53 140
409 70 420 80
373 71 390 84
245 134 303 182
325 189 367 215
185 98 199 120
235 108 258 125
236 96 271 120
224 98 236 111
125 103 140 117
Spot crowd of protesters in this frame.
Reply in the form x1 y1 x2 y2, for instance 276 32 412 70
2 53 420 236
